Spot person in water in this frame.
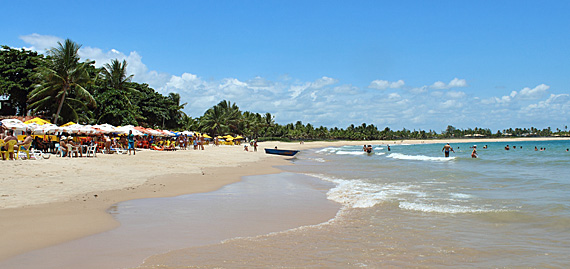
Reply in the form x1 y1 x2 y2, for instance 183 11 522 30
505 145 510 150
387 145 391 151
471 145 478 158
364 145 373 154
442 143 454 157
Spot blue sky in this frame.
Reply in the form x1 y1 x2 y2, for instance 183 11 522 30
2 1 570 132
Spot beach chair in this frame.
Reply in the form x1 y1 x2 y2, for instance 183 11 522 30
16 143 32 160
0 139 4 160
67 144 80 158
54 143 65 157
86 145 97 157
1 140 17 160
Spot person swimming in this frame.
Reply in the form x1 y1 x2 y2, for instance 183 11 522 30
471 145 478 158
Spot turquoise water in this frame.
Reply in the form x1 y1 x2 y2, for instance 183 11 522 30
274 140 570 267
142 140 570 267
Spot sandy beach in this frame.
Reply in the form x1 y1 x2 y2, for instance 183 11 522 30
1 137 568 266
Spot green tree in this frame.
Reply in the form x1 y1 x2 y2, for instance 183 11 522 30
28 39 95 124
0 46 44 115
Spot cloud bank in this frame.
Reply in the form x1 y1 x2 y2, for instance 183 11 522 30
18 34 570 131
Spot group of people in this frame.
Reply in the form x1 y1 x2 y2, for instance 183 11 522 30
244 140 258 152
0 124 34 160
362 145 373 154
442 143 479 158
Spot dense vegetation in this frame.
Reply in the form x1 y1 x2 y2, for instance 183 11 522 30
1 39 568 140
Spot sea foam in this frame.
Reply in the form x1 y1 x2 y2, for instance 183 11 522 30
399 202 496 214
336 151 366 156
387 153 455 162
307 174 422 209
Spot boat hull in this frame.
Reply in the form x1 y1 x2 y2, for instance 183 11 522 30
264 148 299 156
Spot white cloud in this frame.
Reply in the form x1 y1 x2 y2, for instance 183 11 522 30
482 84 550 105
430 78 468 89
17 34 568 131
19 33 63 53
368 79 405 90
289 76 338 98
518 84 549 99
447 91 466 99
388 93 401 99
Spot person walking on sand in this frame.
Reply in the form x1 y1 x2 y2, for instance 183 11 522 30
442 143 454 157
127 130 136 155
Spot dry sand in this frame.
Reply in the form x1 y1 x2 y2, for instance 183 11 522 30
1 137 568 262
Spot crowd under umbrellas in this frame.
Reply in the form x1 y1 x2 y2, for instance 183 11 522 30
0 117 227 159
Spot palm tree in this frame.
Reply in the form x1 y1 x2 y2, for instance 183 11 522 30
29 39 95 124
200 105 227 136
101 59 134 91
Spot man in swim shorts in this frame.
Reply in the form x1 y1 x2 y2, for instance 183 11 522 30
127 130 136 155
442 143 454 157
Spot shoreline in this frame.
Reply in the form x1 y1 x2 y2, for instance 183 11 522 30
0 147 288 261
2 137 568 263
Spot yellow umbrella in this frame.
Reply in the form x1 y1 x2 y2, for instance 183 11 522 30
217 136 224 138
223 135 233 139
203 134 212 138
60 121 76 127
234 135 244 139
24 117 51 125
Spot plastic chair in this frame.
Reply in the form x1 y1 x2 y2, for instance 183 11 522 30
1 140 18 160
67 144 80 158
86 145 97 157
17 143 32 160
0 139 5 160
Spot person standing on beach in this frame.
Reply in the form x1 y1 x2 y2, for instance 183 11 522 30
127 130 136 155
442 143 454 157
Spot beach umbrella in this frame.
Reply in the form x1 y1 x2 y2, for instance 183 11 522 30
116 125 144 136
60 121 76 127
93 124 117 134
24 117 51 125
66 124 98 135
234 135 244 139
1 119 31 134
203 134 212 138
32 124 62 135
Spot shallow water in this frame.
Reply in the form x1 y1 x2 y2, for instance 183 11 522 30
142 140 570 267
0 173 339 269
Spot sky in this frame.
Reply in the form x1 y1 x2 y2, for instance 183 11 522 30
2 1 570 132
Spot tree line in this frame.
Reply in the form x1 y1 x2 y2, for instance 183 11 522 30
0 40 188 129
1 39 568 140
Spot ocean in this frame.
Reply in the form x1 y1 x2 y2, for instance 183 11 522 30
142 140 570 267
3 140 569 268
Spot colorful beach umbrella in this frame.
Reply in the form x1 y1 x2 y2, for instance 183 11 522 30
60 121 76 127
24 117 51 125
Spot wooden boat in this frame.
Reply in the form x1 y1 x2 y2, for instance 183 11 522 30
264 148 300 156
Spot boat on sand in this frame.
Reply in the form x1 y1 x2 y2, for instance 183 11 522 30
264 148 300 156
